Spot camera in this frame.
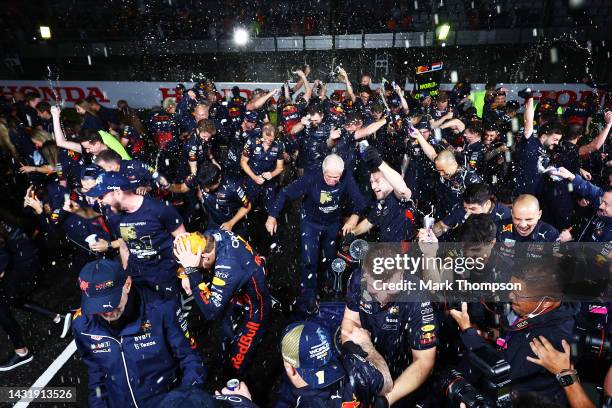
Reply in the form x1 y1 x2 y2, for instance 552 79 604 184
571 326 611 362
439 369 493 408
469 346 512 406
437 346 512 407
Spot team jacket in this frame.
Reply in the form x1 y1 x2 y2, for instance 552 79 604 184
186 177 250 227
572 175 612 242
188 229 270 322
437 167 482 216
269 171 367 225
297 118 335 170
460 303 575 405
72 286 206 408
148 111 180 150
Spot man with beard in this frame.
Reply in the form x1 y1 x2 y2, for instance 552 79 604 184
514 94 563 197
290 104 336 175
86 172 186 299
549 166 612 242
351 146 415 242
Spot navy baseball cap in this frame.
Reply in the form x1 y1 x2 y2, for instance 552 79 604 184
389 94 401 107
419 93 432 102
415 119 431 130
281 321 344 389
80 164 102 181
244 111 258 122
46 184 84 210
85 171 132 197
78 259 127 314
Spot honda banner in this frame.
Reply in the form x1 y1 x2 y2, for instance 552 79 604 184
0 80 606 109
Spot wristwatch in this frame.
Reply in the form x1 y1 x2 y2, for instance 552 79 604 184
183 266 200 276
556 369 579 387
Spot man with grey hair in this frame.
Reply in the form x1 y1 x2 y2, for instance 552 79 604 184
266 154 367 313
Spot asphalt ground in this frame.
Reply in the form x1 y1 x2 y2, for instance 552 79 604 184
0 205 321 408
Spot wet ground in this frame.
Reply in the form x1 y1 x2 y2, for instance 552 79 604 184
0 207 328 408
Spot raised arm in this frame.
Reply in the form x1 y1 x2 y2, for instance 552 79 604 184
290 64 310 94
438 117 465 132
318 81 328 101
579 111 612 157
51 106 82 153
549 167 603 205
354 118 388 140
431 111 455 129
246 88 279 111
411 128 438 162
338 68 356 103
294 70 312 103
524 93 535 139
290 115 308 135
394 83 410 114
364 147 411 200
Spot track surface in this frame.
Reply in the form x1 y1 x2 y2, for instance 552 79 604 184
0 210 309 408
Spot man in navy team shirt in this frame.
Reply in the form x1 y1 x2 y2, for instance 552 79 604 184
169 162 252 238
497 194 560 243
266 154 366 312
549 166 612 242
289 104 337 175
432 183 511 238
240 122 285 215
86 172 186 299
514 93 564 197
350 147 415 242
341 261 437 406
225 111 262 179
182 118 219 177
94 149 169 195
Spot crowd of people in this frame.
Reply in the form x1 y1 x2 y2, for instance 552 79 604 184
0 64 610 408
0 0 595 51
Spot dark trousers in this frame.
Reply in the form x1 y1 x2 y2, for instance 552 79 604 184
244 179 277 215
0 297 25 350
300 218 340 300
0 264 57 350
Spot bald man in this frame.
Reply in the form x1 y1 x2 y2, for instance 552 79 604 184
411 129 481 217
266 154 367 314
431 150 482 217
497 194 559 243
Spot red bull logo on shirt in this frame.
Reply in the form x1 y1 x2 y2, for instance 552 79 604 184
231 321 261 370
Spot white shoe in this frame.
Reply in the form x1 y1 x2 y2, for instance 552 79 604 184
60 313 72 339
